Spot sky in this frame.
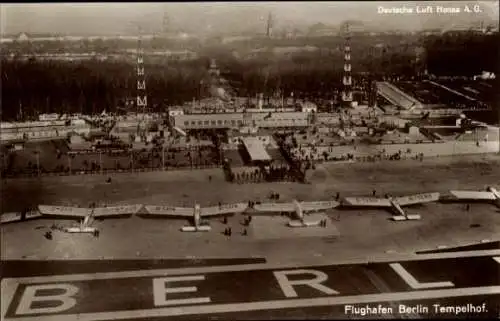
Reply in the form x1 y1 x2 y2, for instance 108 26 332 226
1 1 498 36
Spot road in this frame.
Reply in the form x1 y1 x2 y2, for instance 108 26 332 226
2 249 499 320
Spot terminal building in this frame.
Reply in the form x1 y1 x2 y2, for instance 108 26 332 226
239 136 273 166
0 119 91 143
170 111 313 131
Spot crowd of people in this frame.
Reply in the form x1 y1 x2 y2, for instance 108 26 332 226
228 164 295 184
289 145 357 163
2 146 223 178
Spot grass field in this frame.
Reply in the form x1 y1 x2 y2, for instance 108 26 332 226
2 140 221 176
2 153 500 263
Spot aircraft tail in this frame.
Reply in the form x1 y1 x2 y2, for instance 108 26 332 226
391 214 421 221
181 225 211 232
288 220 321 227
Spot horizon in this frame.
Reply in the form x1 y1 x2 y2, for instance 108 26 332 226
1 1 499 37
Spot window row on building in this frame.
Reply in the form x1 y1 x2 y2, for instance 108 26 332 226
1 127 91 143
172 112 311 130
182 119 244 128
1 130 61 142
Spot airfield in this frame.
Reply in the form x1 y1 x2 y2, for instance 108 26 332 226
2 153 500 265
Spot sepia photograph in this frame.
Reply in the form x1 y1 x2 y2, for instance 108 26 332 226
1 1 499 320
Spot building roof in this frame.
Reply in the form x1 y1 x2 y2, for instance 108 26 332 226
241 137 272 162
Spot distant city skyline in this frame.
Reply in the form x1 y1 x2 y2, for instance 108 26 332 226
1 1 498 36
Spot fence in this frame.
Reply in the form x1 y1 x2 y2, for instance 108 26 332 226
288 140 499 164
1 162 222 179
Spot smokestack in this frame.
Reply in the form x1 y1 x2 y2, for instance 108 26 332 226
266 12 273 38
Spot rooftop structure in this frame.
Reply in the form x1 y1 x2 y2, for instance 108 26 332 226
170 111 311 130
241 136 272 162
376 81 423 110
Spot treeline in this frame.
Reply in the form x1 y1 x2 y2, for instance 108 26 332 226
2 33 497 120
218 49 418 98
2 37 203 55
1 59 210 120
224 32 498 77
424 33 498 76
2 54 356 120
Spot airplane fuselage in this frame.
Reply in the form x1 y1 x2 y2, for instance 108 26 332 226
289 200 326 227
180 204 211 232
388 198 406 217
61 213 96 234
82 215 93 227
487 187 500 199
292 200 305 221
193 204 201 227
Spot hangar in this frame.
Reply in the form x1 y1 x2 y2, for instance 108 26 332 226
241 137 272 163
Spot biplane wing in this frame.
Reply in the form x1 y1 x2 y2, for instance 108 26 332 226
301 201 340 211
253 202 296 213
38 205 92 217
449 190 496 201
200 203 248 217
343 197 392 207
143 205 194 218
395 193 440 206
92 204 143 218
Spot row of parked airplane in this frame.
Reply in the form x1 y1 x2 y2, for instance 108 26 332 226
1 187 498 234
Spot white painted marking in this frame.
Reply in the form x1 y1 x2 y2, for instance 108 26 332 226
389 263 454 289
273 269 339 298
3 286 499 321
494 257 500 264
153 276 210 307
1 280 18 319
15 284 79 315
4 249 500 285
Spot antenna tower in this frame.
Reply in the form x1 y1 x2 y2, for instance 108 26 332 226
162 12 169 35
136 26 148 116
341 22 353 108
266 12 273 38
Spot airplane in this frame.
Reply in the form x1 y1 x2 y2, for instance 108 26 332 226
342 192 441 221
143 202 248 232
38 204 142 234
449 186 500 207
251 200 340 227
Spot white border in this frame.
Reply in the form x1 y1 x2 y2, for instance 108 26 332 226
1 250 499 320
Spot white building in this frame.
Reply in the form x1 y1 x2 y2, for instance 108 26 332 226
0 119 91 143
301 102 318 113
168 109 184 117
17 32 29 42
39 113 60 121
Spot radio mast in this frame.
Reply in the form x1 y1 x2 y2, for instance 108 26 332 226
136 25 148 117
341 22 353 108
